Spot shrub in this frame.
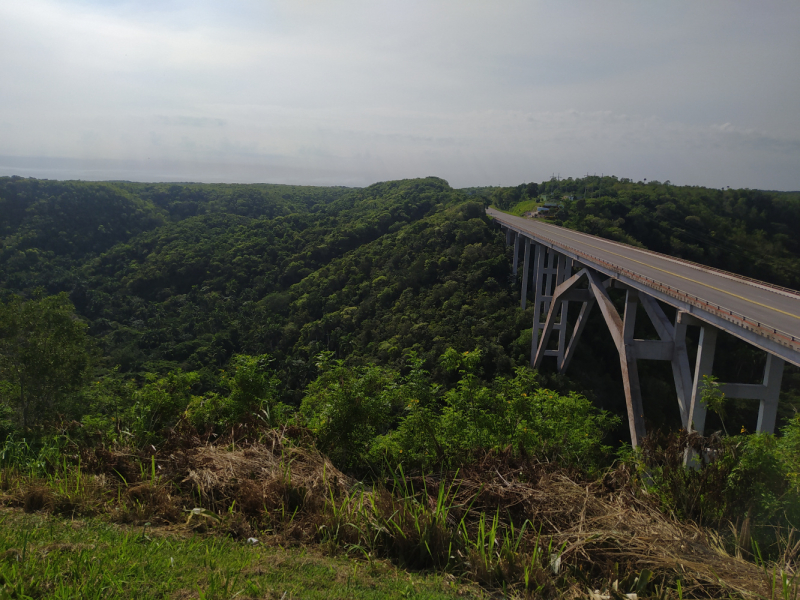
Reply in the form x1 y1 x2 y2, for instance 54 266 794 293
0 293 91 430
368 352 444 467
634 416 800 555
779 412 800 495
185 354 280 430
300 352 399 469
371 348 620 472
130 370 200 445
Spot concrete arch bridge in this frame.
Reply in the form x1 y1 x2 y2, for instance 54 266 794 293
488 207 800 447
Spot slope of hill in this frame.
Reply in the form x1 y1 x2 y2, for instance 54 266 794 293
1 174 798 425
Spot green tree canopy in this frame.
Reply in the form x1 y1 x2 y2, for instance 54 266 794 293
0 293 90 429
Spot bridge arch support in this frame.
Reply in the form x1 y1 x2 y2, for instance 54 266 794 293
497 219 791 448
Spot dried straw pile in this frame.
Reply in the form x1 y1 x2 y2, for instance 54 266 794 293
539 475 766 597
173 441 353 516
410 458 775 598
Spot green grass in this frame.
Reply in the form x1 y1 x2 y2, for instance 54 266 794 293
0 509 487 600
506 199 542 216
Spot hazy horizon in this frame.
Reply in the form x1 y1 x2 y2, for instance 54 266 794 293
2 157 798 193
2 1 799 190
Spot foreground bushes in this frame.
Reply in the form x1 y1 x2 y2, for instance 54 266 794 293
300 349 619 473
18 347 616 476
2 347 799 597
4 347 797 541
631 418 800 554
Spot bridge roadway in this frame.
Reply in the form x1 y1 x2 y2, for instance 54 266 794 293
487 207 800 368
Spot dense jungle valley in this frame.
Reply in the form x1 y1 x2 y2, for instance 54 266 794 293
1 174 799 599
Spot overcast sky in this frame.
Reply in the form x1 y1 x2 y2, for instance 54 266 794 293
1 1 799 189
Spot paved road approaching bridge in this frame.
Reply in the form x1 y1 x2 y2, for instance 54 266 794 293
488 207 800 367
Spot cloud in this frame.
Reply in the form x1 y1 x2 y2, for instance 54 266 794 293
153 116 227 127
1 0 799 189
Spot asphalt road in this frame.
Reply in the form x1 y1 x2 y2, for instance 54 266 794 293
487 208 800 343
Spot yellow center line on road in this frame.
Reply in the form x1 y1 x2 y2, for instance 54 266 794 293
506 216 800 323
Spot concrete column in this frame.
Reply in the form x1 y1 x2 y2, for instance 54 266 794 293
530 244 547 367
621 290 646 446
757 354 785 434
688 325 718 435
671 318 693 429
534 267 586 370
560 298 595 372
554 254 572 367
542 249 557 315
520 238 532 309
639 295 692 428
512 232 520 276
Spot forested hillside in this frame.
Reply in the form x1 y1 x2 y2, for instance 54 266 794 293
2 175 800 598
1 177 526 391
2 175 799 423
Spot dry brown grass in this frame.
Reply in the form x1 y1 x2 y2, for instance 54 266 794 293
388 452 788 598
525 474 769 597
1 428 794 598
